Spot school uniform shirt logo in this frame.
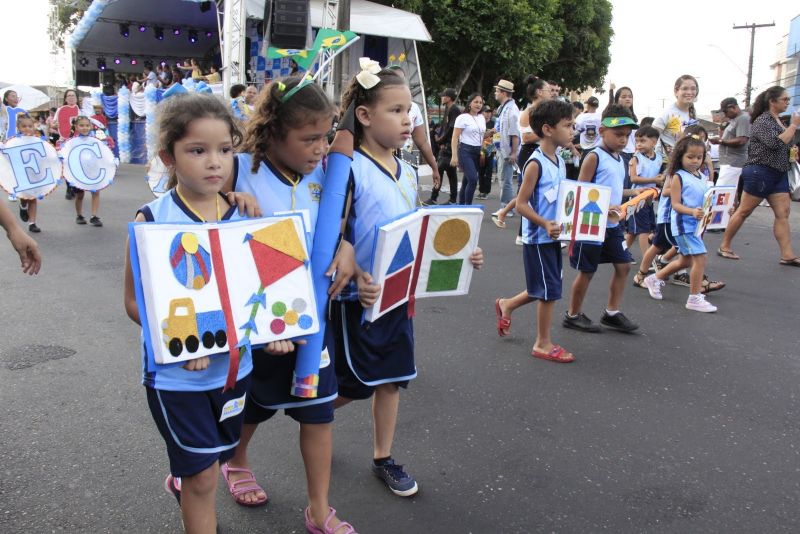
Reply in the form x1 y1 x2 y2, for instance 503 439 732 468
219 393 246 422
308 182 322 202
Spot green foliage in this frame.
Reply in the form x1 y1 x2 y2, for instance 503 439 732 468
538 0 613 91
48 0 91 52
375 0 612 98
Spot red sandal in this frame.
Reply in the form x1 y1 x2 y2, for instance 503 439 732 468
495 298 511 337
532 345 574 363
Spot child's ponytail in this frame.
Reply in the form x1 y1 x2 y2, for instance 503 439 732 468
240 75 336 173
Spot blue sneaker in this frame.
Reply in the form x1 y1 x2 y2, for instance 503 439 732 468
372 458 418 497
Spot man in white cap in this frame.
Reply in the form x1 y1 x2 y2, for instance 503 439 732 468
493 79 520 209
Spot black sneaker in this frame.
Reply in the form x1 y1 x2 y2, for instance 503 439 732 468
372 458 418 497
89 216 103 227
28 223 41 233
600 311 639 332
563 312 601 333
76 215 87 225
671 272 690 286
443 199 456 205
19 201 29 222
421 197 438 206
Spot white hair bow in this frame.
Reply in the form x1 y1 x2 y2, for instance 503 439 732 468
356 57 381 89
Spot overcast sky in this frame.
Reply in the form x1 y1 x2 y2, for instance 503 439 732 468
1 0 796 117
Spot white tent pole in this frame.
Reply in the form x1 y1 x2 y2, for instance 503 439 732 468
222 0 247 96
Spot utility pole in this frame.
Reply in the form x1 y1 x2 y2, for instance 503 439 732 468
733 21 775 108
333 0 350 102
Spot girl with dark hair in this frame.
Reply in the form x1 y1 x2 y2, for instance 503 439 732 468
718 86 800 266
53 89 80 141
643 135 719 312
332 61 483 502
1 90 26 141
227 75 359 533
450 92 486 204
123 92 252 534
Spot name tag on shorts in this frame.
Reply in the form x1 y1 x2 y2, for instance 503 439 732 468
219 393 246 422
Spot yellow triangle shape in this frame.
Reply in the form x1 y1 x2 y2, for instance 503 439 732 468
252 219 307 263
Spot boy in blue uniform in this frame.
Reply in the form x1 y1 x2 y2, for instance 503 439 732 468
496 100 575 363
626 126 664 286
564 104 640 333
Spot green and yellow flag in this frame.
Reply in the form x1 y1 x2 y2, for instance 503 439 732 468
312 28 357 52
266 46 319 70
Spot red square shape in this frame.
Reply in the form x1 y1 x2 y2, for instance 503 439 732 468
379 265 413 312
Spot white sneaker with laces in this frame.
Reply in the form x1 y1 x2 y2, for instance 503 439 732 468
515 236 523 246
643 274 664 300
686 294 717 313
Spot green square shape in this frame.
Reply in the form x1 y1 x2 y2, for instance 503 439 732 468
426 259 463 292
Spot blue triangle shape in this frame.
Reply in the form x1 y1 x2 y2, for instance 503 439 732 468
386 231 415 275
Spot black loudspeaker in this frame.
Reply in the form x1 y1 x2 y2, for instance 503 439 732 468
270 0 309 49
101 69 117 87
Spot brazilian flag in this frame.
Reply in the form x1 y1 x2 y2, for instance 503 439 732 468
266 47 319 70
312 28 357 52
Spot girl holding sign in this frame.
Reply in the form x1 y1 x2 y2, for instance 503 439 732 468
123 93 256 534
224 75 359 534
643 135 718 312
333 61 482 499
66 116 105 226
14 115 45 232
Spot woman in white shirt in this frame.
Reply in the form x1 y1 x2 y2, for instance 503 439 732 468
451 93 486 204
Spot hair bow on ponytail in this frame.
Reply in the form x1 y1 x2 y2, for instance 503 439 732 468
356 57 381 89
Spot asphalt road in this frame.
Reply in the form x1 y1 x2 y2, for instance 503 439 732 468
1 164 799 533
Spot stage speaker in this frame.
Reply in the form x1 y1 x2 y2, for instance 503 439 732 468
270 0 309 50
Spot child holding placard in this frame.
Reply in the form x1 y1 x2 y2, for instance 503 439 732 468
67 116 103 227
123 93 254 534
225 75 359 534
643 135 718 312
14 115 46 233
332 60 482 498
627 126 663 286
564 104 639 333
497 99 575 363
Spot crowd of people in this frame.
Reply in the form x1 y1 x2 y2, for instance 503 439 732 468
2 62 799 534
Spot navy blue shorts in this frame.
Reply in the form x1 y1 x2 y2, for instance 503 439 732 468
333 300 415 400
569 225 633 273
742 164 789 198
627 203 656 235
245 397 334 425
146 375 251 478
244 327 337 425
651 223 675 253
523 242 563 301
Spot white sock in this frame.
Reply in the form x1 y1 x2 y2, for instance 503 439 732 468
605 309 620 316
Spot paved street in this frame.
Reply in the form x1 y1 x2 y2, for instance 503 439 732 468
2 164 799 533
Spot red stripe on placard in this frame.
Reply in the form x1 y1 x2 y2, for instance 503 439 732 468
568 185 582 257
208 228 241 391
406 214 430 318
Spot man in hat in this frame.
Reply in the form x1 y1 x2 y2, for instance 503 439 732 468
493 79 520 209
424 88 461 205
710 97 750 194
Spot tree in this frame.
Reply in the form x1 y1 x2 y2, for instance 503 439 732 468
538 0 613 91
377 0 612 98
48 0 91 52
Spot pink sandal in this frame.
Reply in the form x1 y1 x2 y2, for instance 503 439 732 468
221 463 268 507
305 506 357 534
